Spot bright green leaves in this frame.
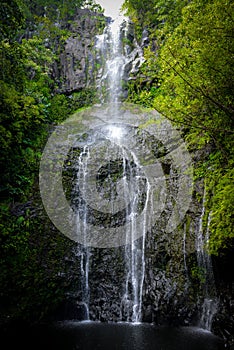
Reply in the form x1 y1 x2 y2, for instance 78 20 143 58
124 0 234 255
0 0 101 200
0 40 26 90
0 33 52 198
154 0 234 134
22 36 55 76
154 0 234 255
0 0 102 323
207 168 234 255
0 80 47 197
123 0 188 41
160 0 234 254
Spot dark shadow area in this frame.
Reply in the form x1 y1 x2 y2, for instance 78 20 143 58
0 322 225 350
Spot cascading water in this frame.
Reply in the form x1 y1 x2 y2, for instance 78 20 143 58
96 15 147 323
48 7 217 332
196 189 218 331
95 17 127 104
120 150 149 323
36 5 227 348
68 14 147 322
70 121 151 322
95 15 144 105
73 146 91 320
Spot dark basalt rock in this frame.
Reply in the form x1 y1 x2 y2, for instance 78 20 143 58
52 9 106 94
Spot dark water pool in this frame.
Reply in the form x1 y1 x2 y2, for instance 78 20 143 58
0 321 225 350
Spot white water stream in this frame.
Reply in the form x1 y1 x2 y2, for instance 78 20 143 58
96 15 144 105
72 11 217 329
73 14 147 322
75 146 91 320
196 190 218 331
96 15 147 323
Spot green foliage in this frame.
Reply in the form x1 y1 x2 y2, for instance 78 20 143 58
207 168 234 255
0 16 50 198
0 0 100 322
153 0 234 134
191 266 206 285
0 80 47 197
82 0 104 13
122 0 187 41
124 0 234 255
152 0 234 254
0 0 25 40
0 0 98 199
0 202 75 321
48 89 96 123
21 0 104 23
0 40 26 90
23 0 86 19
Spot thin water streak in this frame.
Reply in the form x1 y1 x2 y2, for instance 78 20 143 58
196 189 218 331
75 146 91 320
119 148 149 323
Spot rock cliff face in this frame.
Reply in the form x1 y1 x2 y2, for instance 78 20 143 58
53 11 145 98
53 9 106 94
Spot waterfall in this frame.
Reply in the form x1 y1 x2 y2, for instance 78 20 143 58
41 11 218 329
101 127 149 323
95 16 144 106
37 4 222 333
73 146 91 320
93 15 146 322
70 26 148 316
120 150 150 323
96 16 127 104
196 190 218 331
69 120 150 322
